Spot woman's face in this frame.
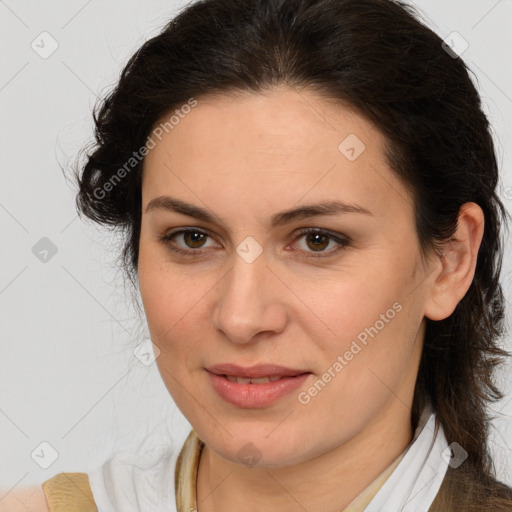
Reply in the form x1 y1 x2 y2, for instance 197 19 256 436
138 86 436 467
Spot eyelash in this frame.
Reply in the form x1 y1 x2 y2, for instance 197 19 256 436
157 227 351 258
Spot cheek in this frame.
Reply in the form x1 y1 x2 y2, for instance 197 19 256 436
138 261 205 403
303 269 399 341
138 262 169 338
138 247 185 349
137 253 215 371
302 264 419 385
138 239 193 330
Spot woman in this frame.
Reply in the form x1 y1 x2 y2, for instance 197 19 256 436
5 0 512 510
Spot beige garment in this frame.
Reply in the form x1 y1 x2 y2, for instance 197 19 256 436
41 472 97 512
175 429 405 512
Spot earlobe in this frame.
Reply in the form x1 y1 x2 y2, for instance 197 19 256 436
424 202 485 321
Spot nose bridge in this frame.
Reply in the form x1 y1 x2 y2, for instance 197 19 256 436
213 244 286 344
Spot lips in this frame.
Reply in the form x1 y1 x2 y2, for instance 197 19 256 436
206 363 309 379
207 371 311 408
205 363 312 407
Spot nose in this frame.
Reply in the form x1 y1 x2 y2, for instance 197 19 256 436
212 248 288 345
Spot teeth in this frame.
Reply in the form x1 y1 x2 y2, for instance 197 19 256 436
251 376 274 384
225 375 283 384
226 375 251 384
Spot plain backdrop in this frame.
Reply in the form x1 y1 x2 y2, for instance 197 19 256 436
1 0 512 491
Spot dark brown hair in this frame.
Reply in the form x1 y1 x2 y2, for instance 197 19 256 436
72 0 511 486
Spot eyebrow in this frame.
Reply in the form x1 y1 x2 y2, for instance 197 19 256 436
145 195 374 228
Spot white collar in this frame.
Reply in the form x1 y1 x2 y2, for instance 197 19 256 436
363 402 450 512
88 403 449 512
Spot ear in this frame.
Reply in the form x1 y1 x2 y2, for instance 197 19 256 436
424 202 485 321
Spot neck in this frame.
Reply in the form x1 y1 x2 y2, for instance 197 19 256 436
196 399 414 512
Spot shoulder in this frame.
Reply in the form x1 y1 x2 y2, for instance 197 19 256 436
0 485 50 512
430 463 512 511
0 472 97 512
8 433 186 512
478 473 512 507
41 472 96 511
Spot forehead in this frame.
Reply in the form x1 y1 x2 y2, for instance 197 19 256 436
141 86 413 223
145 86 379 165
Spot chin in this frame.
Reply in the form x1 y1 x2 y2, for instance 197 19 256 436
202 423 317 468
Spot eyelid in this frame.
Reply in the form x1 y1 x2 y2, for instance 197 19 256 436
289 227 350 258
158 226 351 257
157 227 220 255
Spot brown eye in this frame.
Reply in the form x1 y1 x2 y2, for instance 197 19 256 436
304 232 330 252
158 228 218 256
293 228 350 257
158 227 349 258
181 230 207 249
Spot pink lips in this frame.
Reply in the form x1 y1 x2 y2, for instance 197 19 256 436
206 363 312 408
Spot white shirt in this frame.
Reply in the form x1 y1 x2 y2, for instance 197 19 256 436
88 403 450 512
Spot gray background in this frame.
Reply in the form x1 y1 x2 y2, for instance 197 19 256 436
1 0 512 491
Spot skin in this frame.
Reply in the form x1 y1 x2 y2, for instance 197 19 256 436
0 85 483 512
0 487 50 512
135 85 484 512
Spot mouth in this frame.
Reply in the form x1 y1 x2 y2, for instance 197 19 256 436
206 362 310 379
205 363 313 408
223 375 285 384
